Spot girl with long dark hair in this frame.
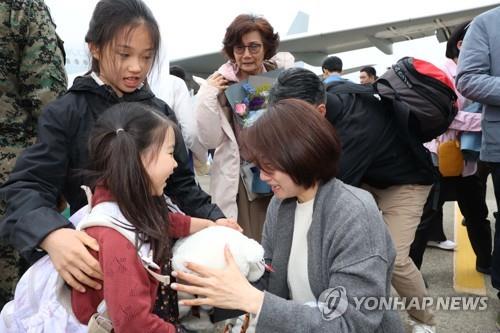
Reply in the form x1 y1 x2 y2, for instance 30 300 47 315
0 0 230 299
1 103 240 332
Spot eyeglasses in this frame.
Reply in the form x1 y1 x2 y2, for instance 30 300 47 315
234 43 263 55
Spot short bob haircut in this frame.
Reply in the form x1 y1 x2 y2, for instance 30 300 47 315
222 14 279 62
241 99 341 189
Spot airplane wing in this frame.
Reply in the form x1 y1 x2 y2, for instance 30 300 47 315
171 3 498 77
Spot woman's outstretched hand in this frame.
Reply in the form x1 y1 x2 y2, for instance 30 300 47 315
40 228 103 292
171 245 263 314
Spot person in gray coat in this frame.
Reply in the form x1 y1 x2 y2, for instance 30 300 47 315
171 99 403 332
456 5 500 328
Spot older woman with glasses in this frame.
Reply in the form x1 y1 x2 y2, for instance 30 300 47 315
195 14 294 241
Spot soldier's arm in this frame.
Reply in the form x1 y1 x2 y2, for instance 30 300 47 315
1 97 104 288
17 0 67 119
0 100 74 263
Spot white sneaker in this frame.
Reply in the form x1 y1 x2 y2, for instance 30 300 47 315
427 240 456 251
412 323 436 333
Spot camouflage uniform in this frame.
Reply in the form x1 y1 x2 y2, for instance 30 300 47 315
0 0 67 308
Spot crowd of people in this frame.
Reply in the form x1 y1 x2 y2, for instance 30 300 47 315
0 0 499 332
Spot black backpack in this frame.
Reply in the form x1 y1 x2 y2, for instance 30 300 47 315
375 57 458 142
327 57 458 143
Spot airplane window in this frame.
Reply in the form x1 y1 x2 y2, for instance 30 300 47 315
83 60 89 66
75 59 79 65
67 59 71 64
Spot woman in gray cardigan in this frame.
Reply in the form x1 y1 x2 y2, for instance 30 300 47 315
172 99 404 332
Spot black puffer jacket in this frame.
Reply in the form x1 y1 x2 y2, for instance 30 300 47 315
0 75 224 262
326 81 434 188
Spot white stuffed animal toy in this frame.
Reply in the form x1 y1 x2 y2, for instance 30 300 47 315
172 226 265 332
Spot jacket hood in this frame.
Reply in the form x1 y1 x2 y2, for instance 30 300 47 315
69 75 155 102
217 62 239 82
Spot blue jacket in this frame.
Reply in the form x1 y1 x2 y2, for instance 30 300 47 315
460 102 482 161
323 73 347 84
456 6 500 162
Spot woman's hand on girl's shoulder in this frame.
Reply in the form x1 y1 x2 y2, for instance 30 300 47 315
214 218 243 232
40 228 103 292
189 217 242 234
206 72 229 93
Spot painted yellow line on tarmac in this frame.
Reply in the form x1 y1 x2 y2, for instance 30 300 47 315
453 203 487 295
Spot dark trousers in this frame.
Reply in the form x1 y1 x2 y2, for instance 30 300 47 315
477 160 493 206
489 162 500 290
410 170 492 270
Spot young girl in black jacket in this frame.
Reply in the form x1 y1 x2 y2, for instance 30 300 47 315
0 0 230 297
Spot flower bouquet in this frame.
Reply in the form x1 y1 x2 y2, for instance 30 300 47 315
225 69 283 129
233 82 271 128
224 69 284 199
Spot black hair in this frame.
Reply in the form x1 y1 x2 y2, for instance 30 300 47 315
446 21 471 60
360 66 377 77
85 0 160 74
269 67 326 106
322 56 343 73
87 102 176 267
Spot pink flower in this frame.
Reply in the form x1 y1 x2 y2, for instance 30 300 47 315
235 103 247 116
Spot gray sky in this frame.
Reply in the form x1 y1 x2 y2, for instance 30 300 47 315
46 0 499 81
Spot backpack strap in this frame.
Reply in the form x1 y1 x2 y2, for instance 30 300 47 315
87 301 113 333
77 186 171 285
373 78 403 101
325 80 376 95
